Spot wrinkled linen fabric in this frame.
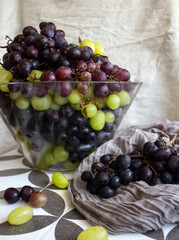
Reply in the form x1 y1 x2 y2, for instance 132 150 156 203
68 120 179 234
0 0 179 154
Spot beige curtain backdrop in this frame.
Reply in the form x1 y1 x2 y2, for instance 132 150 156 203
0 0 179 154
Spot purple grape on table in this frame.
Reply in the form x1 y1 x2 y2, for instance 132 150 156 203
20 185 35 202
4 187 20 204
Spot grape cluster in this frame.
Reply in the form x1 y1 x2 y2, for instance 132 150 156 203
0 21 136 170
4 185 47 207
81 136 179 198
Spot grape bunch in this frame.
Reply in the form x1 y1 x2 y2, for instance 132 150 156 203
0 21 137 170
81 136 179 198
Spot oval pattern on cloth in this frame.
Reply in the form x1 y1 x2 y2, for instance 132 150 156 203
0 168 30 176
0 216 58 235
28 170 49 187
55 218 83 240
42 188 66 217
68 121 179 234
63 209 86 220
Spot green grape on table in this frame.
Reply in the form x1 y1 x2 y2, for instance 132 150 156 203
8 206 33 225
90 110 105 131
52 172 69 189
31 94 52 111
77 226 108 240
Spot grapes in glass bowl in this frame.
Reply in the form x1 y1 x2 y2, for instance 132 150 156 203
0 21 142 171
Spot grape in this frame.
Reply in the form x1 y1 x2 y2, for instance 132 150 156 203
9 51 22 65
80 39 95 52
80 71 92 81
92 70 107 82
56 66 72 80
78 126 90 139
154 139 163 148
77 226 108 240
19 59 33 77
41 70 57 82
95 172 110 186
138 166 153 183
20 185 35 202
61 103 74 117
90 110 105 130
105 111 115 123
100 154 115 165
53 34 66 48
98 185 115 198
69 152 79 163
130 159 145 171
67 46 81 60
106 94 120 110
54 92 68 105
14 34 25 43
115 68 130 82
15 96 30 109
4 187 20 204
81 103 97 118
108 82 121 92
81 171 93 182
31 94 52 111
117 90 131 106
160 172 173 184
76 143 93 153
150 161 164 173
87 61 96 73
47 52 60 67
93 83 109 97
52 172 69 188
115 155 131 170
8 206 33 225
8 78 21 92
100 62 113 74
143 141 158 158
153 147 171 162
77 82 89 95
87 180 99 195
46 109 59 122
68 89 81 104
149 176 162 186
91 162 105 174
28 70 43 81
23 26 37 37
33 34 49 49
31 137 44 152
29 191 47 207
166 155 179 172
26 45 39 59
53 145 69 162
109 175 121 189
41 26 55 38
93 41 104 55
119 169 133 185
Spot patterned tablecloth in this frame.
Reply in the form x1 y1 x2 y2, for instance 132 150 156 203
0 149 179 240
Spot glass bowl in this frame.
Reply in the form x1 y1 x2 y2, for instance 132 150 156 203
0 80 142 171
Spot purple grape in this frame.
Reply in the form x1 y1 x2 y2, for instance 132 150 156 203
56 82 72 97
115 68 130 82
33 34 49 49
93 83 109 97
31 137 44 152
25 35 35 46
53 34 66 48
160 172 173 184
9 43 24 53
9 51 22 65
46 109 59 122
91 162 105 174
143 141 158 158
166 155 179 172
100 154 115 165
81 171 93 182
41 70 57 82
153 147 171 163
20 185 35 202
34 83 48 97
149 176 162 186
26 46 39 59
41 27 55 38
14 34 25 43
4 187 20 204
19 59 33 77
115 155 131 170
100 62 113 74
119 169 133 185
47 52 60 67
21 82 34 98
23 26 38 37
98 185 115 199
67 46 81 60
109 175 121 189
138 166 153 183
8 78 21 92
92 70 107 82
95 171 110 186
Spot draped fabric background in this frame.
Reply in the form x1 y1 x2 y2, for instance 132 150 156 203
0 0 179 154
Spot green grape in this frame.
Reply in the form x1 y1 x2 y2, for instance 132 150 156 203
94 97 105 109
53 145 69 162
83 85 94 100
0 68 13 92
68 89 81 104
71 103 81 111
90 110 105 131
15 96 30 109
106 94 120 110
81 103 97 118
54 93 68 105
8 206 33 225
63 160 79 170
10 90 21 100
105 111 115 123
93 41 104 55
77 226 108 240
36 142 55 170
45 151 58 165
50 101 61 111
52 172 69 188
31 94 52 111
28 70 43 81
79 39 95 52
117 90 131 106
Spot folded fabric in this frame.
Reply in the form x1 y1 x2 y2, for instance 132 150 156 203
68 120 179 234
